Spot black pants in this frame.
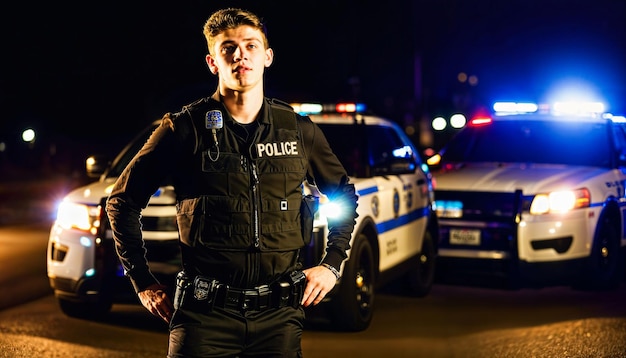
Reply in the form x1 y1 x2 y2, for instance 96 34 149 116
167 305 305 358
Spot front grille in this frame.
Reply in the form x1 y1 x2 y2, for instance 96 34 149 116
436 190 522 253
141 215 178 231
145 239 182 263
436 190 522 221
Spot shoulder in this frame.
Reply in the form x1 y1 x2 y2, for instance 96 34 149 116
266 97 314 126
267 97 294 111
167 97 227 133
174 97 221 119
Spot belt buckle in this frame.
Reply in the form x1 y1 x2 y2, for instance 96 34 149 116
240 286 271 312
241 290 255 311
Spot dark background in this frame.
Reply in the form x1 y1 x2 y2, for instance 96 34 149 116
1 0 625 178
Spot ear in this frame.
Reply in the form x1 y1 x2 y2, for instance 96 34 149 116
206 54 218 75
264 48 274 68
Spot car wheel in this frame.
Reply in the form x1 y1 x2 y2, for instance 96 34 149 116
405 230 436 297
577 214 623 291
331 234 375 332
57 296 112 319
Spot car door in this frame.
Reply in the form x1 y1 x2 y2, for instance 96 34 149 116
366 125 429 271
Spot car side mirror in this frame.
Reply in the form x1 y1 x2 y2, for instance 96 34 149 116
85 155 110 178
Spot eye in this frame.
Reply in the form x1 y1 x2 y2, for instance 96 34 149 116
221 45 236 55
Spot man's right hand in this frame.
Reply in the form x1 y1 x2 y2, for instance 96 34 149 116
138 283 174 323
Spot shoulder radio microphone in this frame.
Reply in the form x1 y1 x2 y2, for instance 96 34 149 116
205 110 223 161
206 110 223 146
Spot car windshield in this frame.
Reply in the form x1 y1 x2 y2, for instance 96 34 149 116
317 123 414 178
107 123 159 178
441 118 613 168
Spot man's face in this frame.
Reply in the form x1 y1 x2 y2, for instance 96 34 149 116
206 25 273 92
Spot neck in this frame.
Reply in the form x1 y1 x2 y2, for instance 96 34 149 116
217 85 264 124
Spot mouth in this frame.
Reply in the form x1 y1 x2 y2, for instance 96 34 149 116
234 66 251 74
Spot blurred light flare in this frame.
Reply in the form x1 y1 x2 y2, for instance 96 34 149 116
22 128 35 143
450 114 467 128
432 116 447 131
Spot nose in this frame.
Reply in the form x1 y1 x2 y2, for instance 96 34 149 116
233 46 246 62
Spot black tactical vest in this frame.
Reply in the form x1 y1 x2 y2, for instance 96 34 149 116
174 98 309 253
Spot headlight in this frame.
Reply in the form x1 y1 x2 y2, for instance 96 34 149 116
529 188 590 215
320 202 344 219
434 200 463 218
56 201 101 233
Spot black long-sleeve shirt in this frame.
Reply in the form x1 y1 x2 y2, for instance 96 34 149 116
106 97 358 292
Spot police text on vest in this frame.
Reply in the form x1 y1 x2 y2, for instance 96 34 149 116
257 142 298 157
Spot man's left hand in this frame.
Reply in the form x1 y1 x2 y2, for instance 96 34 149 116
137 283 174 323
301 265 338 307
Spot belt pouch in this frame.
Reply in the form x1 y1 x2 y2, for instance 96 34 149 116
276 281 291 308
173 271 190 310
289 271 306 308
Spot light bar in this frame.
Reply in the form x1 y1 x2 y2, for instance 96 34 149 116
552 101 605 115
336 103 366 113
291 102 367 115
291 103 323 115
493 102 538 114
605 114 626 123
469 117 492 126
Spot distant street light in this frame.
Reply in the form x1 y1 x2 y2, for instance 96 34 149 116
450 113 467 128
432 116 447 131
22 128 36 143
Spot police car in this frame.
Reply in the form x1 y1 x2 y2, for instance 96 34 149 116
47 102 438 332
429 101 626 290
294 102 438 331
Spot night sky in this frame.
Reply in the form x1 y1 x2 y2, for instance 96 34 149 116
1 0 625 165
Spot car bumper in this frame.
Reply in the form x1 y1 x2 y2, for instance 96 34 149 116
47 223 180 302
437 207 598 287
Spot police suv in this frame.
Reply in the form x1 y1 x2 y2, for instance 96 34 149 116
47 102 438 332
430 101 626 290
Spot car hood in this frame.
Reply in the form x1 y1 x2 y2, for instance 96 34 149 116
433 162 607 194
62 178 176 205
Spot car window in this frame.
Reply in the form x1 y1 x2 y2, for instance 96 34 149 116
442 119 612 168
318 123 416 178
317 123 369 177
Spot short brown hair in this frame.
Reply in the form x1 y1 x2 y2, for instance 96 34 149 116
203 8 269 55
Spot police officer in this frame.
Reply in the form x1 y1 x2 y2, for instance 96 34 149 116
106 7 358 358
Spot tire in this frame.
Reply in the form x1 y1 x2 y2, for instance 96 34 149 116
57 296 112 320
330 234 375 332
405 230 436 297
577 214 623 291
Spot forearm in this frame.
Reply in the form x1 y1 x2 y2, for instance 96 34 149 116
106 195 159 292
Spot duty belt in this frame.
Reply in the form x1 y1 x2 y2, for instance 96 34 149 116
175 271 306 313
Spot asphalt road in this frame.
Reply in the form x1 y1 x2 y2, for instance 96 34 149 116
1 279 626 357
1 176 626 357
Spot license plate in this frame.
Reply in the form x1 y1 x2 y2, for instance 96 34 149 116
449 229 481 246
